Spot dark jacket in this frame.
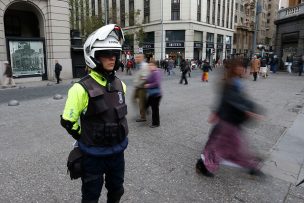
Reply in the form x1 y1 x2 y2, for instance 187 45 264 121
217 78 256 125
3 64 13 77
202 63 212 72
55 63 62 73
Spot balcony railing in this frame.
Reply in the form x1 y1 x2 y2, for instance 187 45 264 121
278 3 304 20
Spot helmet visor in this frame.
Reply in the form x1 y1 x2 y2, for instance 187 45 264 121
96 50 120 58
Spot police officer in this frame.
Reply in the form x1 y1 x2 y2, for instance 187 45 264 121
61 24 128 203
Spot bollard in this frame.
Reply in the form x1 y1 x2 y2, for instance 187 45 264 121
53 94 63 100
8 100 19 106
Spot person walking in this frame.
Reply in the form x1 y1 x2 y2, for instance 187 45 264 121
60 24 128 203
145 59 162 128
179 59 189 85
126 59 133 75
2 61 16 87
299 55 304 76
270 55 278 74
202 60 212 82
133 54 150 122
167 57 175 76
196 58 264 177
286 54 293 74
250 55 260 81
54 60 62 84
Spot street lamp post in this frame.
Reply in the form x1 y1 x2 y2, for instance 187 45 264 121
252 0 261 56
161 0 164 61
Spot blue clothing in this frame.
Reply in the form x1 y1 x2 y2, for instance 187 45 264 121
78 137 128 157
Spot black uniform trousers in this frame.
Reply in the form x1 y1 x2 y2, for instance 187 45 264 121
81 152 125 203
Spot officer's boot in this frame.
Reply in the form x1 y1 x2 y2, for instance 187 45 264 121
107 188 124 203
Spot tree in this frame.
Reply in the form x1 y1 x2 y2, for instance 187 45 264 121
125 9 146 49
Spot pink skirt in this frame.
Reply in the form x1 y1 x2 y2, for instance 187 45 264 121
202 120 260 172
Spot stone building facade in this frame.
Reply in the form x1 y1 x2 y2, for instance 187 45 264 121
72 0 236 63
0 0 72 84
275 2 304 69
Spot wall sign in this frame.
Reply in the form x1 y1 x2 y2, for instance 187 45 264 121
166 42 184 48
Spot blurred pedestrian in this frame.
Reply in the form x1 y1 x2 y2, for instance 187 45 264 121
126 59 133 75
260 57 268 78
144 59 162 128
167 57 175 76
250 55 260 81
133 54 149 122
2 61 15 87
269 55 278 74
179 59 189 85
299 55 304 76
285 54 293 74
196 58 264 177
202 60 212 82
120 60 125 72
54 60 62 84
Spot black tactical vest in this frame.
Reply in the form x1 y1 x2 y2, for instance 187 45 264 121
78 75 128 147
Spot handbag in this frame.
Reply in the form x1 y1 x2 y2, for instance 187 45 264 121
147 87 160 96
67 147 84 180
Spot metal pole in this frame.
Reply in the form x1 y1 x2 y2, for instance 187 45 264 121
161 0 164 60
252 0 261 56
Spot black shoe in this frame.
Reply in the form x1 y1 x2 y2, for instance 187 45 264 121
136 118 146 122
195 159 214 177
248 169 265 177
184 83 188 85
149 124 160 128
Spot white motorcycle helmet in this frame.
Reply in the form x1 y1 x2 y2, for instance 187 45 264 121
84 24 125 71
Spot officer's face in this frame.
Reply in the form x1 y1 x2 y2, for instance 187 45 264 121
99 56 116 72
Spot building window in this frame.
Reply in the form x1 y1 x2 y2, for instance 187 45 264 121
235 3 238 10
212 0 216 25
226 0 230 28
91 0 95 16
234 15 237 23
166 30 185 41
217 34 223 44
230 0 234 29
222 0 225 27
197 0 201 21
171 0 180 20
129 0 134 26
207 0 210 24
240 4 244 12
217 2 220 26
207 32 214 43
112 0 117 23
120 0 125 27
144 0 150 23
240 17 243 24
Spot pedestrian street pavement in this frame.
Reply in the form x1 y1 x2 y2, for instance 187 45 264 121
1 68 304 202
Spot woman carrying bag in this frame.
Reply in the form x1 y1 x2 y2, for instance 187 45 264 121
145 59 163 128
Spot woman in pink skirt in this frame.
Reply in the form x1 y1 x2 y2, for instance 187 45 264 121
196 58 264 177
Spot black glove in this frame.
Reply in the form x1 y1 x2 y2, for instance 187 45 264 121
60 115 81 140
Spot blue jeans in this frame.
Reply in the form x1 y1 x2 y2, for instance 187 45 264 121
81 153 125 202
